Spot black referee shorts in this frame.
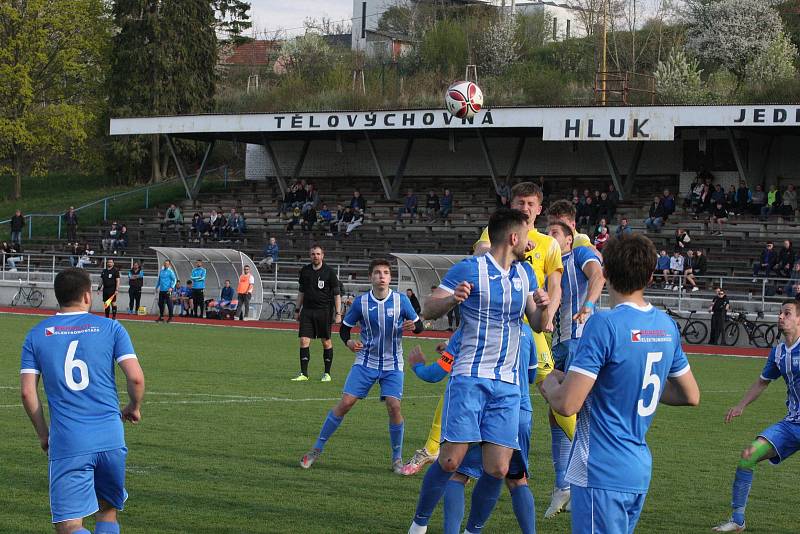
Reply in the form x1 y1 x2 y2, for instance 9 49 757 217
299 308 333 340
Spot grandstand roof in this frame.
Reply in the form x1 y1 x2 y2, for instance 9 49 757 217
110 104 800 143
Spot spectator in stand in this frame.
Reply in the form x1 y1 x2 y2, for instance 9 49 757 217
783 184 797 220
725 185 737 213
235 265 255 320
593 218 608 239
128 261 144 314
607 184 619 218
661 189 676 221
302 184 319 215
293 182 308 209
760 184 782 219
683 250 700 292
280 185 296 217
259 237 280 270
64 207 78 243
67 241 81 267
595 192 612 223
538 176 552 200
329 204 345 236
675 228 691 249
212 211 226 240
101 221 119 252
397 188 418 223
336 207 354 235
496 182 511 207
10 209 24 245
424 190 440 220
776 240 796 278
580 188 590 206
156 260 177 322
709 200 729 236
350 190 366 212
406 288 422 315
317 204 333 232
670 250 685 290
708 287 730 345
301 206 317 232
112 225 129 255
693 249 707 282
750 184 766 216
645 195 666 232
497 195 510 209
189 213 203 242
2 241 22 271
752 241 777 281
583 195 598 229
710 184 726 208
784 262 800 297
345 209 364 236
594 225 609 251
615 217 632 238
439 188 453 221
286 206 301 234
163 204 183 230
74 242 93 269
735 180 751 216
693 183 712 219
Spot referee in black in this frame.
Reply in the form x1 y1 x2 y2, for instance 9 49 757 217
98 258 120 319
292 244 342 382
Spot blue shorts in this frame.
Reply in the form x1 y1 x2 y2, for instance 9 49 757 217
50 447 128 523
442 375 521 449
759 419 800 464
570 485 647 534
552 339 578 371
343 364 404 400
457 410 532 479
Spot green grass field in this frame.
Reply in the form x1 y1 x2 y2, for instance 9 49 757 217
0 314 797 533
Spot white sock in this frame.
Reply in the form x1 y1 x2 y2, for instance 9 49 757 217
408 522 427 534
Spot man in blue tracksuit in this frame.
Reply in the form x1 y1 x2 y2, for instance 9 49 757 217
156 260 177 322
191 259 207 318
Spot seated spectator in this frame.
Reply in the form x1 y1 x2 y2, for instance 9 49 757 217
710 184 725 209
693 184 712 219
258 237 279 270
219 279 235 308
725 185 737 213
330 204 345 235
709 201 729 236
406 288 421 315
615 217 632 238
350 190 366 212
189 213 204 242
439 189 454 220
683 250 700 292
784 262 800 297
225 210 245 240
594 225 609 251
112 225 129 255
645 196 666 233
607 184 619 218
336 207 354 235
688 180 705 212
596 192 612 223
750 185 766 216
577 196 597 231
675 228 691 249
317 203 333 232
280 186 296 217
776 239 795 278
302 184 319 215
301 206 316 232
286 207 301 234
75 242 93 269
656 249 672 288
670 251 685 290
752 241 777 281
424 190 440 220
346 208 364 236
593 218 608 238
760 184 782 220
661 189 676 220
783 183 797 220
497 195 510 209
163 204 183 229
213 212 227 241
179 280 194 316
2 241 23 272
101 221 119 252
293 182 308 209
684 177 701 210
397 188 418 223
734 180 751 216
693 249 707 279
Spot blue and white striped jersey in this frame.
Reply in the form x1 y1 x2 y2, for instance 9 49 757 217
553 247 601 347
761 339 800 423
343 289 419 371
439 253 536 384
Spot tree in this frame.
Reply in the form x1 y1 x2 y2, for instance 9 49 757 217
212 0 252 44
0 0 111 199
685 0 785 79
474 18 519 76
654 47 706 103
745 31 798 85
279 32 334 82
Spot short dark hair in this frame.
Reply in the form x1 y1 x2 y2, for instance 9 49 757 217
549 221 574 248
488 208 529 245
781 299 800 315
510 182 543 203
602 234 657 295
310 244 324 252
547 199 577 221
369 258 392 275
54 268 91 307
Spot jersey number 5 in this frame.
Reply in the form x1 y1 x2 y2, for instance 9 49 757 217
637 351 662 417
64 340 90 391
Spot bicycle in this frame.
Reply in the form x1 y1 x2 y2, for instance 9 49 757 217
723 311 777 348
264 290 296 321
666 308 708 344
11 281 44 308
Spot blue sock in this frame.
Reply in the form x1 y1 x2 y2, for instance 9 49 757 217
413 461 453 527
551 426 570 490
731 468 753 525
511 485 536 534
465 473 504 533
443 479 466 534
313 411 343 451
389 421 404 462
94 522 120 534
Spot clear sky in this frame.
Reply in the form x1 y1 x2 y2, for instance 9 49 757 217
248 0 354 37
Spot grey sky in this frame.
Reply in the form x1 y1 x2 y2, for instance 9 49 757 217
248 0 354 36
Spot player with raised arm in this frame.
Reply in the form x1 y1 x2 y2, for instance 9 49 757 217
540 234 700 534
408 208 549 534
20 268 145 534
300 259 424 473
544 220 605 518
711 299 800 532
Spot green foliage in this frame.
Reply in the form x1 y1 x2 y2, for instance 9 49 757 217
212 0 252 45
655 48 708 104
515 11 553 56
279 33 335 83
377 5 413 36
418 18 468 78
473 18 519 76
0 0 112 200
744 32 798 86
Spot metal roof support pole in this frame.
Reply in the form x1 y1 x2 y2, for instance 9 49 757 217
190 140 216 198
477 130 501 195
260 134 288 197
601 141 624 201
726 127 749 186
391 138 414 199
164 134 194 200
622 141 645 200
363 131 394 201
506 136 526 184
758 134 775 188
449 130 456 153
292 140 311 181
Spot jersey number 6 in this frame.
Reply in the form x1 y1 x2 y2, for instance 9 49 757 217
637 351 662 417
64 340 90 391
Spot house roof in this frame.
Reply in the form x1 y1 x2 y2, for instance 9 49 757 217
219 40 279 66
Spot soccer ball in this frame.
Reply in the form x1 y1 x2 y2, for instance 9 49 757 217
445 80 483 119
